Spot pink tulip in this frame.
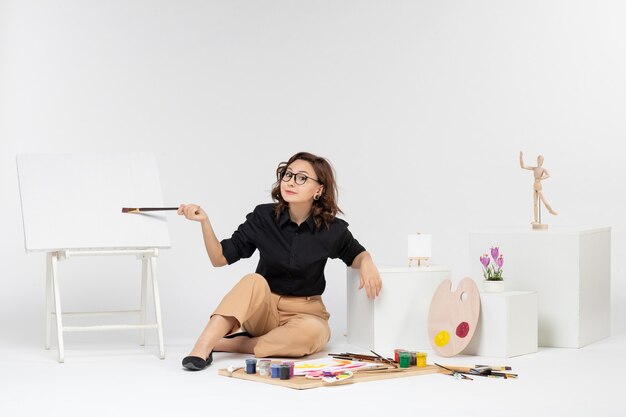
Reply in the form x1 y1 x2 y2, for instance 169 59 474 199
496 255 504 269
490 246 499 261
480 255 490 268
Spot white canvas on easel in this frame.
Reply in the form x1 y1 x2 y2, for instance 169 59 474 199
18 152 171 251
17 152 171 362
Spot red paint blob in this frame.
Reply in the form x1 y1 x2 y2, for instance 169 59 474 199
456 322 470 338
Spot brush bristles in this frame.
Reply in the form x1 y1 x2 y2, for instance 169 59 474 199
121 207 140 213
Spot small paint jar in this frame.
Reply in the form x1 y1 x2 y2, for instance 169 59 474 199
270 363 281 378
416 352 427 367
409 351 417 366
245 358 257 374
394 348 404 363
282 361 295 378
258 360 271 376
279 364 291 380
398 351 411 368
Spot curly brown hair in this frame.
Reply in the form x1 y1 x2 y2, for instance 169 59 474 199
271 152 343 229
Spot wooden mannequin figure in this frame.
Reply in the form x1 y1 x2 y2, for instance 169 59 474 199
519 151 558 229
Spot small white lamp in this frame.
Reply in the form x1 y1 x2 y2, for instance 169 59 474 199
408 233 431 267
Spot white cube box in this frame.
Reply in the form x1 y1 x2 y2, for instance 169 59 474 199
469 227 611 348
465 291 538 358
347 266 451 353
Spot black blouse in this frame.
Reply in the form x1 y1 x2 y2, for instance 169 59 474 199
220 203 366 296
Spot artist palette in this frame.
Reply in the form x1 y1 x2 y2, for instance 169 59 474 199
427 277 480 357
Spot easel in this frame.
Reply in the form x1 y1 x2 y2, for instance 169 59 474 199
18 152 171 362
407 233 431 267
408 257 429 267
45 248 165 363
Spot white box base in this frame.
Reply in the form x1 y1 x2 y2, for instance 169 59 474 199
469 227 610 348
347 266 451 353
465 291 538 358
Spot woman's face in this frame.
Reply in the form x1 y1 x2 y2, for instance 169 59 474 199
280 159 324 205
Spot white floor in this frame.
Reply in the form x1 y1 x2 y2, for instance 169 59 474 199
2 333 626 417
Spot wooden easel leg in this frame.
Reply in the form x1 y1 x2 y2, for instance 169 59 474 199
140 258 148 346
50 253 65 363
408 257 429 268
149 256 165 359
45 253 52 350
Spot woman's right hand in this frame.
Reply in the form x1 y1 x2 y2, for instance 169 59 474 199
178 203 208 223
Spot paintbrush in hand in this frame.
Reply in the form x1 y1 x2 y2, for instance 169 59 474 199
121 207 179 213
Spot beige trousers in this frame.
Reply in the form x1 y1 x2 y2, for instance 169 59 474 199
212 274 331 358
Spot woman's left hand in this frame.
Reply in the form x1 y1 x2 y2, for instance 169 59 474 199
355 253 382 299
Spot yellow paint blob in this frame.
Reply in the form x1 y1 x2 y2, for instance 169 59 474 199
434 330 450 347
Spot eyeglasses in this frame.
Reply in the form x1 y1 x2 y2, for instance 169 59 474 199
281 170 321 186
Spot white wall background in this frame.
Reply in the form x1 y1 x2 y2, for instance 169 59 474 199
1 0 625 349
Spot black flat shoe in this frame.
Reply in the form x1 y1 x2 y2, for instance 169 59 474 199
224 331 252 339
182 352 213 371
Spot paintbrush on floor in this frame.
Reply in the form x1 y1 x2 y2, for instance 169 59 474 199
437 364 518 379
122 207 179 213
435 363 473 381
